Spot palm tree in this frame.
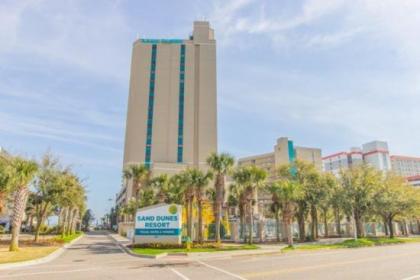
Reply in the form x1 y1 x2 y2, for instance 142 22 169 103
340 164 381 238
266 183 281 242
0 157 10 215
187 169 213 244
245 166 267 244
57 172 86 236
33 153 63 241
5 156 38 251
278 161 320 241
330 176 345 237
207 153 234 244
232 166 267 244
149 174 171 203
275 179 303 246
319 173 335 238
123 164 150 199
228 183 247 241
175 171 195 240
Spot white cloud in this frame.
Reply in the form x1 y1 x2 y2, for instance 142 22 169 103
0 111 122 153
209 0 352 47
0 0 134 83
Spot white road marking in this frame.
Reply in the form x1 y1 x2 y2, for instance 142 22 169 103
196 260 248 280
0 268 96 278
169 267 191 280
401 275 420 280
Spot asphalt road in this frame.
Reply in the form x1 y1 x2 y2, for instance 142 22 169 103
1 232 420 280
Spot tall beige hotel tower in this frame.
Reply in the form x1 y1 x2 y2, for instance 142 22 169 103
118 22 217 204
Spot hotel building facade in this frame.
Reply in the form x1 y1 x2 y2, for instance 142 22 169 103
236 137 322 216
323 141 420 187
238 137 322 178
323 141 391 175
118 22 217 205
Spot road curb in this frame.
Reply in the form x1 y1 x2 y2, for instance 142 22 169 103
107 233 285 260
0 234 84 270
106 233 168 259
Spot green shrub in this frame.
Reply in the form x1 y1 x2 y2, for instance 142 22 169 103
0 225 5 234
340 239 374 248
130 243 185 249
207 223 227 239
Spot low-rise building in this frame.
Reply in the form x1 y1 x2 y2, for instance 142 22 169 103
238 137 322 179
407 175 420 187
391 155 420 178
237 137 322 217
323 140 391 174
323 141 420 187
323 148 363 176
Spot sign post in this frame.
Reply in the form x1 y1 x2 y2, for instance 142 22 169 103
134 203 182 245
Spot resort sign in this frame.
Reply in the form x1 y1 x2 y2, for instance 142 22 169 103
134 203 182 245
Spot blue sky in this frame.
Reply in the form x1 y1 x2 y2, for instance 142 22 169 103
1 0 420 219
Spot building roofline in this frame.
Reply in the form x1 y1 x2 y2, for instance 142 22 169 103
363 149 389 157
322 152 347 160
238 152 275 162
407 175 420 181
391 155 420 161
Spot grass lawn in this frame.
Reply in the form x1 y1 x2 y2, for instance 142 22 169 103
282 237 420 252
54 232 83 243
0 232 83 264
131 244 259 256
0 246 59 264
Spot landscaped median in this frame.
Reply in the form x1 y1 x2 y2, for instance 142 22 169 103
282 237 420 252
128 243 259 257
0 232 83 265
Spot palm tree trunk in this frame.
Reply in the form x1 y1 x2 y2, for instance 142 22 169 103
187 198 193 240
417 220 420 234
248 201 254 245
323 209 329 238
69 209 75 235
284 215 293 246
198 200 203 244
71 209 79 234
215 175 224 244
34 202 49 242
0 191 6 213
354 210 364 238
388 217 394 238
65 207 73 236
9 186 29 251
334 207 341 237
239 204 245 242
310 205 318 240
403 219 409 236
383 216 389 236
275 208 280 242
297 203 306 242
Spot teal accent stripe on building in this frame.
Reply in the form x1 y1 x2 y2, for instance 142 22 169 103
177 44 186 163
288 140 296 162
145 44 157 168
288 140 297 176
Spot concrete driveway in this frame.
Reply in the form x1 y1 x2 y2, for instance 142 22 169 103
1 231 420 280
